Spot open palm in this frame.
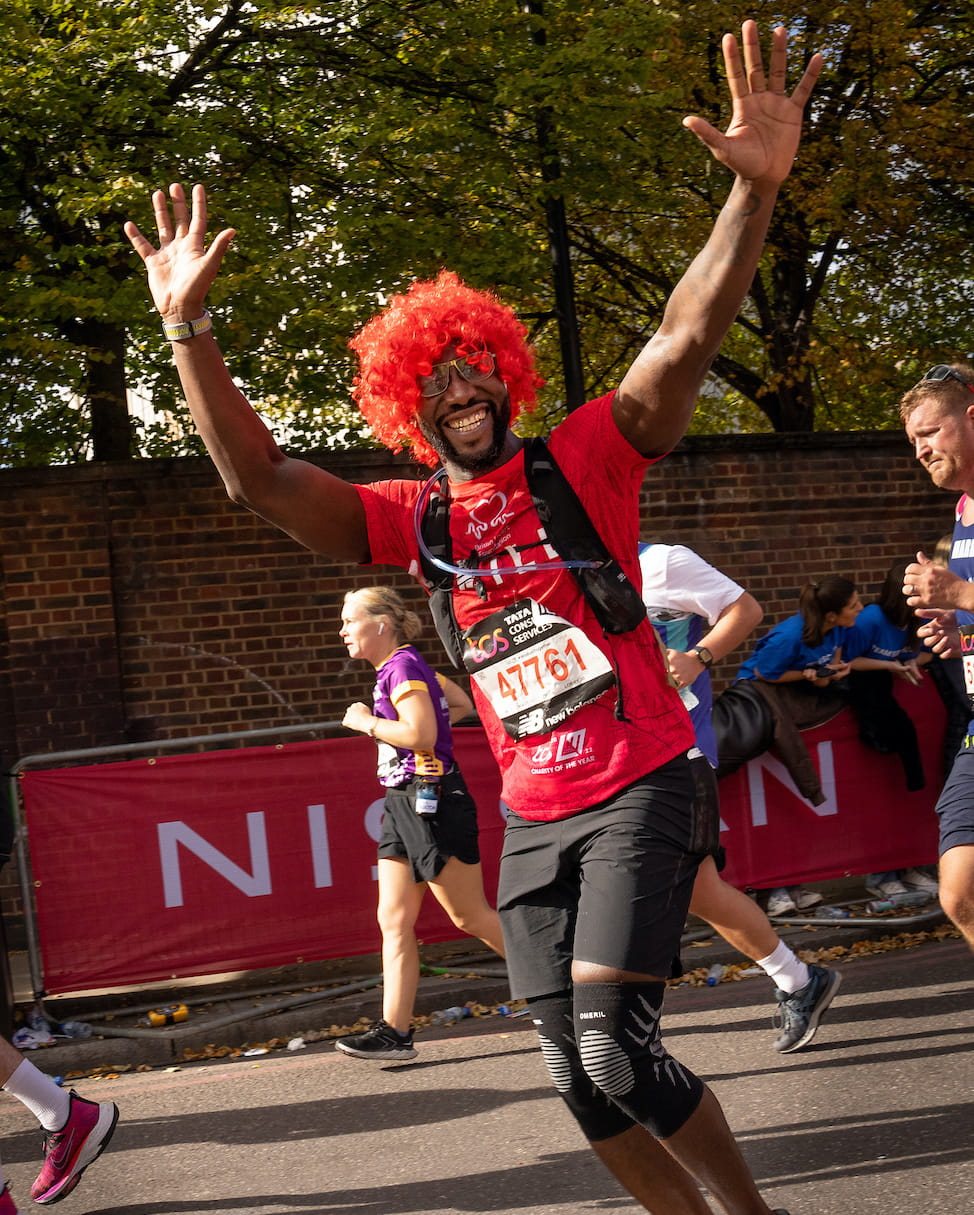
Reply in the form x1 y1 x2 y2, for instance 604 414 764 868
124 183 235 319
684 22 822 186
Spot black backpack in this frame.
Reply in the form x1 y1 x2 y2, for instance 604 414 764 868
418 437 647 669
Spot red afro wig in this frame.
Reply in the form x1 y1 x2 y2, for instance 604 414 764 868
348 269 544 468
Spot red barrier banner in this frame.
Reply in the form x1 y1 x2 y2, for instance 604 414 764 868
19 680 946 995
19 731 507 995
716 678 944 889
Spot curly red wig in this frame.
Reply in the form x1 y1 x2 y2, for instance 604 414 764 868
348 269 544 468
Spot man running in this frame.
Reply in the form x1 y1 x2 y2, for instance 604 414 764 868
126 21 821 1213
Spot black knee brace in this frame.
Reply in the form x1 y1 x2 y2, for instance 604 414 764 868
574 981 703 1139
527 992 635 1142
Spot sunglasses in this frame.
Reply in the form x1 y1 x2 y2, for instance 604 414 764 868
917 364 974 395
418 350 496 398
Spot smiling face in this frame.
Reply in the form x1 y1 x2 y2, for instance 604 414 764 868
905 394 974 492
414 342 519 479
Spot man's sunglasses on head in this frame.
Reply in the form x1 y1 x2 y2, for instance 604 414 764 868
918 364 974 395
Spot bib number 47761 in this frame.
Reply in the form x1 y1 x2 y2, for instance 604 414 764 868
463 599 615 740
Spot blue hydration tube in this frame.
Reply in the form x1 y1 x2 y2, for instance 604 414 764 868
411 468 603 579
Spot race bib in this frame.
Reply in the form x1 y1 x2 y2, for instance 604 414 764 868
462 598 616 740
960 624 974 713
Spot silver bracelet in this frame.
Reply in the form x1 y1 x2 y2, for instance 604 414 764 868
162 310 212 342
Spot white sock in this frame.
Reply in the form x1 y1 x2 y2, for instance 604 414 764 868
755 938 811 995
2 1059 70 1131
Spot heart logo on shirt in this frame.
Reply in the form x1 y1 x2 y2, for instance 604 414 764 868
466 492 512 542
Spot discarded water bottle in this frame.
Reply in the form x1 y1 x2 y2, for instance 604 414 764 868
57 1020 93 1039
816 905 851 919
430 1004 471 1025
890 889 931 906
867 890 932 913
705 964 725 986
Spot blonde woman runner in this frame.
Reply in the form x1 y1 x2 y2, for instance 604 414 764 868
335 586 505 1060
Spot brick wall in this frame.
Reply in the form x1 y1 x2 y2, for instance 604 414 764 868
0 430 954 919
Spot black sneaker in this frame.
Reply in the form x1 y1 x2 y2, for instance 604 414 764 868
772 965 842 1053
335 1020 417 1061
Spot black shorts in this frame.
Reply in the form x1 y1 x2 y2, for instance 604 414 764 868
378 768 481 882
496 752 703 1000
935 738 974 855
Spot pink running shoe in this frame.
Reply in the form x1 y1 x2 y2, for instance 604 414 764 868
0 1183 19 1214
30 1091 118 1205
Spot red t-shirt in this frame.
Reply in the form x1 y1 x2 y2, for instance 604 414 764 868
355 394 693 820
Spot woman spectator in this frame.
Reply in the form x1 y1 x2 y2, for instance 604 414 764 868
847 560 929 791
736 575 862 689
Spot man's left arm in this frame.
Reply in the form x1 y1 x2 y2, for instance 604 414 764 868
668 592 763 687
614 21 821 457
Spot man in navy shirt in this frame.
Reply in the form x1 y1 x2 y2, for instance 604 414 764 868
902 362 974 950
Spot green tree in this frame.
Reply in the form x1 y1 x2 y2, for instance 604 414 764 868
0 1 371 463
1 1 972 466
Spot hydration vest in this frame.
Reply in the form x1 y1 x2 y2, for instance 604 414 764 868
418 436 647 669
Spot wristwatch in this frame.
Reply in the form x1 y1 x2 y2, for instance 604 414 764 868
689 646 714 669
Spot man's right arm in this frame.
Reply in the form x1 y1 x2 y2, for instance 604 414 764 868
126 183 370 563
905 551 974 616
169 331 370 562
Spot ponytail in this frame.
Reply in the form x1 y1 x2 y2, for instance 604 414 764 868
799 576 856 646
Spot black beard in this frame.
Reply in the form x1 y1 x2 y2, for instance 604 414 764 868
419 395 512 474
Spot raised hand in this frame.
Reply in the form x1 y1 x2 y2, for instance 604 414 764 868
124 183 235 321
683 20 822 187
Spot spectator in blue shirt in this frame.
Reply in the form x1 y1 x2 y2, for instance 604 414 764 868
736 576 863 686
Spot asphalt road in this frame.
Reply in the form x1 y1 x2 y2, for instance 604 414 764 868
0 937 969 1215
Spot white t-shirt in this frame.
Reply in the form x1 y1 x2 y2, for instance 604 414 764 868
639 543 746 765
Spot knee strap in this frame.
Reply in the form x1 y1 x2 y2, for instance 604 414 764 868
574 981 703 1139
528 993 634 1142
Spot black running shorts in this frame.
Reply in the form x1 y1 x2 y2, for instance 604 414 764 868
496 751 702 1000
378 768 481 882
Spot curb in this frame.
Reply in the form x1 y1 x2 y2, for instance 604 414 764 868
18 902 946 1078
25 969 515 1075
